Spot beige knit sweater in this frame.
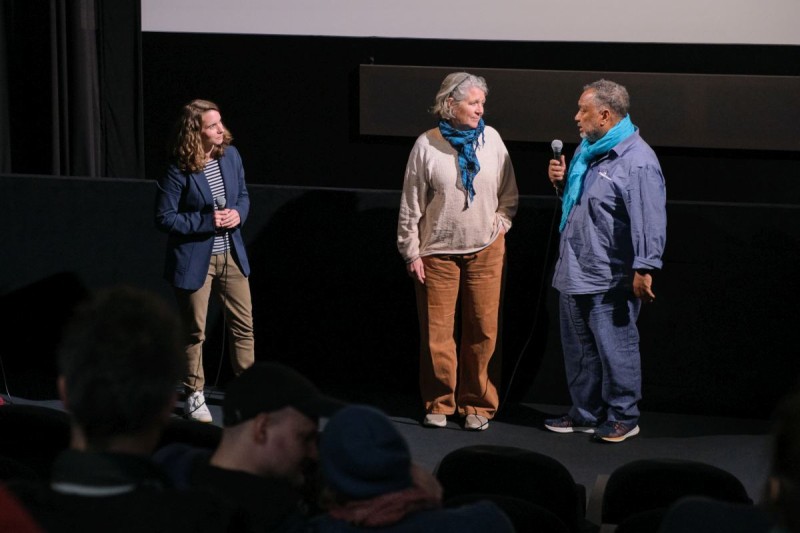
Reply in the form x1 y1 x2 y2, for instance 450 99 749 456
397 125 519 262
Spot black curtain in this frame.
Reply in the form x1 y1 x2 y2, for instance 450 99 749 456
0 0 141 178
0 3 10 174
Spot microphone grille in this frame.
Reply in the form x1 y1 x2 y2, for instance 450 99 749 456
215 196 227 209
551 139 563 152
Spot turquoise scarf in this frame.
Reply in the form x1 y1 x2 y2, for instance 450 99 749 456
560 115 636 231
439 118 485 205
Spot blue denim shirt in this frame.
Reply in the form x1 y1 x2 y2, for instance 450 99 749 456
552 130 667 295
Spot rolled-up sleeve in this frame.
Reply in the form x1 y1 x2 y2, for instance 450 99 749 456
627 163 667 271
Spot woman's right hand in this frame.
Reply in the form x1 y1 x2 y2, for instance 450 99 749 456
407 258 425 285
549 155 566 190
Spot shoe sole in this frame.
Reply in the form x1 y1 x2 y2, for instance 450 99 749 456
544 424 596 434
597 425 640 442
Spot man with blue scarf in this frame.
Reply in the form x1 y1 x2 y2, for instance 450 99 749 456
543 79 667 443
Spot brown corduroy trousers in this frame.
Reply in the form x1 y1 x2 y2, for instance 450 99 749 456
415 234 506 419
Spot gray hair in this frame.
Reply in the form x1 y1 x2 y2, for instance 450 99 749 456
430 72 489 120
584 79 630 118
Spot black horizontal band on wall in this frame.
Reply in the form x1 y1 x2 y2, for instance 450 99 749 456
359 65 800 152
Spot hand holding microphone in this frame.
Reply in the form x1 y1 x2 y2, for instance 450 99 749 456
549 139 566 193
214 196 236 230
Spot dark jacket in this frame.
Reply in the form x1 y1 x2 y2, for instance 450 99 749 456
155 145 251 291
154 442 309 533
7 449 244 533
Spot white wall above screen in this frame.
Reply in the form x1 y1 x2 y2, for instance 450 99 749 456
141 0 800 46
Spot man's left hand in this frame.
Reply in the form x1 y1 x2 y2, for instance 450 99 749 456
633 271 656 303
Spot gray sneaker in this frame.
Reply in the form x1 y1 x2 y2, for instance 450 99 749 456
593 421 640 442
544 415 597 434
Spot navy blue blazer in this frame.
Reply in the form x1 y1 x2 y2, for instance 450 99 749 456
155 145 251 291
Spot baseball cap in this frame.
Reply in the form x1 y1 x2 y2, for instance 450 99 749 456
222 362 345 426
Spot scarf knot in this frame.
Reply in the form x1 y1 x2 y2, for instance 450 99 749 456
439 118 485 206
560 115 637 231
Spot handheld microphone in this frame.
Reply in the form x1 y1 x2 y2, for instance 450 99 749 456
551 139 563 161
215 196 228 235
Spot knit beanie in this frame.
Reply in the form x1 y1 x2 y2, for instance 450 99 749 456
320 404 413 500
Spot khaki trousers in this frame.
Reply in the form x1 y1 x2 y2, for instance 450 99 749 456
175 252 255 393
415 234 506 419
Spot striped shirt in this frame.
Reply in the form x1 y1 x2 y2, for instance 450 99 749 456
205 159 230 255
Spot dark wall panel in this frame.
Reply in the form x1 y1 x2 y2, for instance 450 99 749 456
360 65 800 151
141 34 800 204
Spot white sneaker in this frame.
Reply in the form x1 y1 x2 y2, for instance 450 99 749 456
464 414 489 431
423 413 447 428
184 391 212 423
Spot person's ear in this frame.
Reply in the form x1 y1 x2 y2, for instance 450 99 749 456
252 412 271 444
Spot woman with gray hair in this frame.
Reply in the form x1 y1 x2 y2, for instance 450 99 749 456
396 72 519 431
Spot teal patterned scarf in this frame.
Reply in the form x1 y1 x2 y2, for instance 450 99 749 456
439 118 485 205
560 115 636 231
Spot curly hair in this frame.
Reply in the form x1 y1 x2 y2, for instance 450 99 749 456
430 72 489 121
171 99 234 173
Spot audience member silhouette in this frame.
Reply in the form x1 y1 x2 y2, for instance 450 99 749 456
155 361 344 532
764 389 800 531
310 404 515 532
5 285 244 532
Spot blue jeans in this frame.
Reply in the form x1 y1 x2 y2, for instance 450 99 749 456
559 290 642 426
